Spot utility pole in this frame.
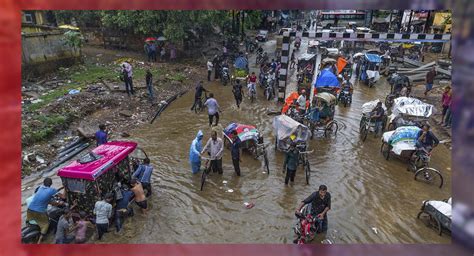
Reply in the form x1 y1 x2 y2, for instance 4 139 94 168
388 11 393 32
424 10 431 33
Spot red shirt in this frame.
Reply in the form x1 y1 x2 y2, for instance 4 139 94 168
249 75 257 83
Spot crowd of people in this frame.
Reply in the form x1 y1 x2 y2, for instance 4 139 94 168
26 152 156 244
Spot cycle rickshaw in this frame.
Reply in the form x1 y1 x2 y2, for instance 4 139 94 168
303 92 339 139
387 97 435 131
223 122 269 174
380 126 444 188
417 198 452 236
272 115 313 184
359 99 388 142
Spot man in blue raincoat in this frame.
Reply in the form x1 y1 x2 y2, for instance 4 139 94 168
189 130 204 174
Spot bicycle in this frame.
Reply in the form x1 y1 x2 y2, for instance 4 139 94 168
409 147 444 188
194 92 208 114
248 84 257 103
200 157 212 191
296 144 313 185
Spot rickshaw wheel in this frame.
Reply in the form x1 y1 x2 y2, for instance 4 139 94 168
422 211 442 235
264 151 270 174
414 167 444 189
304 160 311 185
381 142 390 160
359 116 366 132
324 121 338 138
360 124 368 142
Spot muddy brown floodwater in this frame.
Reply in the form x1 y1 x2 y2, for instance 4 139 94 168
21 41 452 244
103 74 451 244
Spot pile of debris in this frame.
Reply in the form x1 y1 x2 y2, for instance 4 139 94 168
390 58 451 83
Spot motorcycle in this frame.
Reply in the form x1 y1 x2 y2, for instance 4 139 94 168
248 40 258 53
339 89 352 107
221 67 230 86
21 194 67 244
264 74 275 101
294 204 321 244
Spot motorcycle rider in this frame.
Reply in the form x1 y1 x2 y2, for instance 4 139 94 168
26 177 66 244
339 74 353 103
247 72 258 99
295 185 331 235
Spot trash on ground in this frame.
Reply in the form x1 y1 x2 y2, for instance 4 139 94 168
227 189 234 193
371 227 378 234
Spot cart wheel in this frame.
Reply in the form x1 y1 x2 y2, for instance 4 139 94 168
360 123 368 142
304 160 311 185
381 142 390 160
264 151 270 175
324 121 338 138
424 211 442 236
309 123 315 140
414 167 444 188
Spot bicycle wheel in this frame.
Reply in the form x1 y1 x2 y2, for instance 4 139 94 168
380 142 390 160
359 116 366 132
200 168 208 191
264 151 270 174
387 122 395 131
304 160 311 185
324 121 338 138
414 167 444 188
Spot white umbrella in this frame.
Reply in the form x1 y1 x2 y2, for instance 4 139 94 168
156 36 167 41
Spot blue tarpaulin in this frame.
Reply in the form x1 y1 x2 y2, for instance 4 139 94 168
365 53 382 63
234 57 248 69
314 69 340 87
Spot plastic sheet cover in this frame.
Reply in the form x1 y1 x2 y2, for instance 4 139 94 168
272 115 310 142
362 99 387 114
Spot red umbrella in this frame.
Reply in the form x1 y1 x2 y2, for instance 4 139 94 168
145 37 156 42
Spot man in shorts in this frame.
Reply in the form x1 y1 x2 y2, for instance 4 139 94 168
131 179 148 215
26 177 66 244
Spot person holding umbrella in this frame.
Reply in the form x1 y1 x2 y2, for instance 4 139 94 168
145 38 157 62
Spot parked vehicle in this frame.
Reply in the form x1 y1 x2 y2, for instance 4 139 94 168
256 30 269 42
360 53 382 87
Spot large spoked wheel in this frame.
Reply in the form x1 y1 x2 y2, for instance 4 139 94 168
414 167 444 188
380 142 391 160
304 160 311 185
324 121 338 138
264 151 270 174
359 116 366 132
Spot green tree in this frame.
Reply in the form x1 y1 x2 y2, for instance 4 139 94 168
63 30 84 56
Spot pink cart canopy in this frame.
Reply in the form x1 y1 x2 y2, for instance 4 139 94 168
58 141 137 181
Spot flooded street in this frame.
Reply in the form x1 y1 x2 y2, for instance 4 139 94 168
111 68 451 243
20 38 452 244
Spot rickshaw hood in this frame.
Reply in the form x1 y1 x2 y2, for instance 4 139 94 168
58 141 137 181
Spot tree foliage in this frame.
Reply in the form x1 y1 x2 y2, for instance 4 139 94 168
53 10 265 44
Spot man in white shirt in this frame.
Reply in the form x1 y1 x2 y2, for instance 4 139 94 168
204 93 221 126
297 89 307 115
207 60 213 82
201 131 224 174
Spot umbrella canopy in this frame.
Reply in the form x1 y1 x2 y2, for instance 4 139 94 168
156 36 167 41
234 56 248 69
314 69 340 88
224 123 259 142
322 58 337 64
364 53 382 63
281 91 300 114
315 92 336 104
353 52 364 58
366 49 383 55
145 37 156 42
336 57 348 74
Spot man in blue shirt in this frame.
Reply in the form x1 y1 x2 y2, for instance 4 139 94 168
114 188 135 233
27 178 65 244
231 130 242 176
95 124 108 146
132 158 153 197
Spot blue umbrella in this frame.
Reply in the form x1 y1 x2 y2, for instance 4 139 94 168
314 69 340 87
234 57 248 69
